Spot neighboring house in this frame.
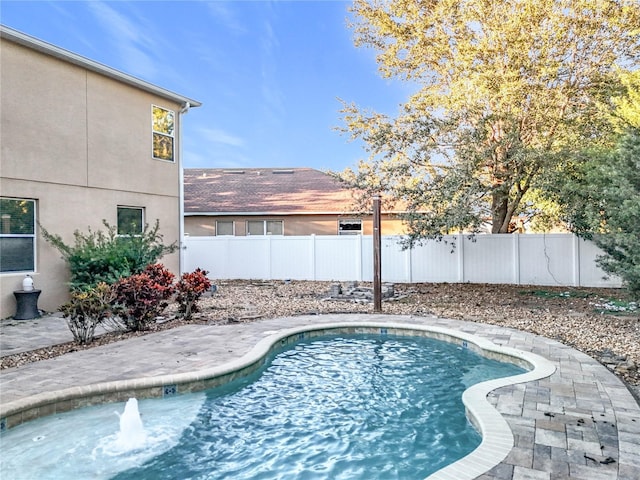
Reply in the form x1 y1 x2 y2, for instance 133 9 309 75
184 168 406 237
0 26 201 318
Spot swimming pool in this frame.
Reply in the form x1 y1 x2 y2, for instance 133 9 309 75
1 332 533 479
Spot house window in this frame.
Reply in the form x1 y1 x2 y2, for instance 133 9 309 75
117 206 144 235
247 220 264 236
0 198 36 273
266 220 283 235
247 220 284 235
339 219 362 235
216 220 234 236
152 105 175 161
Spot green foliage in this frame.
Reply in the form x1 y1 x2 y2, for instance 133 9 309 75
611 70 640 130
59 282 117 344
338 0 639 238
113 263 175 331
175 268 212 320
555 129 640 298
41 220 177 291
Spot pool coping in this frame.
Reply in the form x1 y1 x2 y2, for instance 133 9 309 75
0 321 556 480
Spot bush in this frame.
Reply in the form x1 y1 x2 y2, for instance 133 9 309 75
41 220 177 291
556 129 640 299
113 263 175 331
175 268 212 319
59 282 117 344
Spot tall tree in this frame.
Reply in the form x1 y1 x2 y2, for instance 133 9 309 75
553 71 640 297
337 0 639 241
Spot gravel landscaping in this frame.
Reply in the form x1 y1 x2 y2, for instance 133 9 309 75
2 280 638 396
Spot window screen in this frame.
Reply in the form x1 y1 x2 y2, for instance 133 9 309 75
216 221 234 236
0 198 36 272
247 221 265 236
117 207 144 235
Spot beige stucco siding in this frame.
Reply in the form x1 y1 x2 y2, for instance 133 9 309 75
184 215 407 237
2 42 182 196
0 180 180 317
86 74 181 195
1 41 89 185
1 36 185 318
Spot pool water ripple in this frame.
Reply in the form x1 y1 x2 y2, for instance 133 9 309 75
110 335 525 480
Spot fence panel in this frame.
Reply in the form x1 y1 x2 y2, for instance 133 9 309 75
461 235 515 284
183 234 621 288
405 237 461 283
577 238 622 287
314 235 362 281
517 234 574 286
269 236 314 280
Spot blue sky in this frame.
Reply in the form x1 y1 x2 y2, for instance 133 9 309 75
1 1 414 172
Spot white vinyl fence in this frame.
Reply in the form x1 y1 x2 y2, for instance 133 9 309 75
183 234 622 288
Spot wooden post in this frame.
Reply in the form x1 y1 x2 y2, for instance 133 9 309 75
373 195 382 312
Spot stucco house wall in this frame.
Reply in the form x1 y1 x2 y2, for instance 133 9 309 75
184 214 406 237
0 27 200 318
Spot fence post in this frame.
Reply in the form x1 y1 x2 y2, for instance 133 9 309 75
513 233 521 285
356 234 363 281
267 235 272 279
457 234 465 282
573 234 581 287
310 234 316 281
405 238 413 283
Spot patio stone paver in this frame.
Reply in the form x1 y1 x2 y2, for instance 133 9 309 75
1 313 639 479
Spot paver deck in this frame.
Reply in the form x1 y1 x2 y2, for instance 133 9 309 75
1 313 639 479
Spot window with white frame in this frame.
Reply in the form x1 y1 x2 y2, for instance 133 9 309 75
152 105 175 161
0 197 36 273
117 206 144 235
338 219 362 235
247 220 283 235
216 220 234 236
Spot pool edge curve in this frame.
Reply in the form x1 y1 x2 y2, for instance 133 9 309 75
0 321 556 480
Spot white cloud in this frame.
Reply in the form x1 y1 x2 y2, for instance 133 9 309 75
197 127 245 148
86 1 161 79
258 15 285 125
205 2 247 35
183 146 250 169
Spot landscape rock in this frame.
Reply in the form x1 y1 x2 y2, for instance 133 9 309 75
1 281 638 393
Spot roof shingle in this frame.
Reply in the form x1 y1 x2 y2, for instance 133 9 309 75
184 168 357 214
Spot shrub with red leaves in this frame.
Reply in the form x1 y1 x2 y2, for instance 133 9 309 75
114 263 175 331
175 268 212 319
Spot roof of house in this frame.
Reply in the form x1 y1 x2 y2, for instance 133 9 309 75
0 25 201 108
184 168 359 215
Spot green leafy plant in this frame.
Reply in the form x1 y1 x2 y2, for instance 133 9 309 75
113 263 175 331
59 282 118 344
175 268 212 320
41 220 177 291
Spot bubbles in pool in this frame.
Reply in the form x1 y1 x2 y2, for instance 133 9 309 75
0 392 206 480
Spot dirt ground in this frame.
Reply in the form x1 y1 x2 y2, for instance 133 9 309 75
2 281 638 390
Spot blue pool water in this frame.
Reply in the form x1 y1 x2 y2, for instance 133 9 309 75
1 334 525 480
